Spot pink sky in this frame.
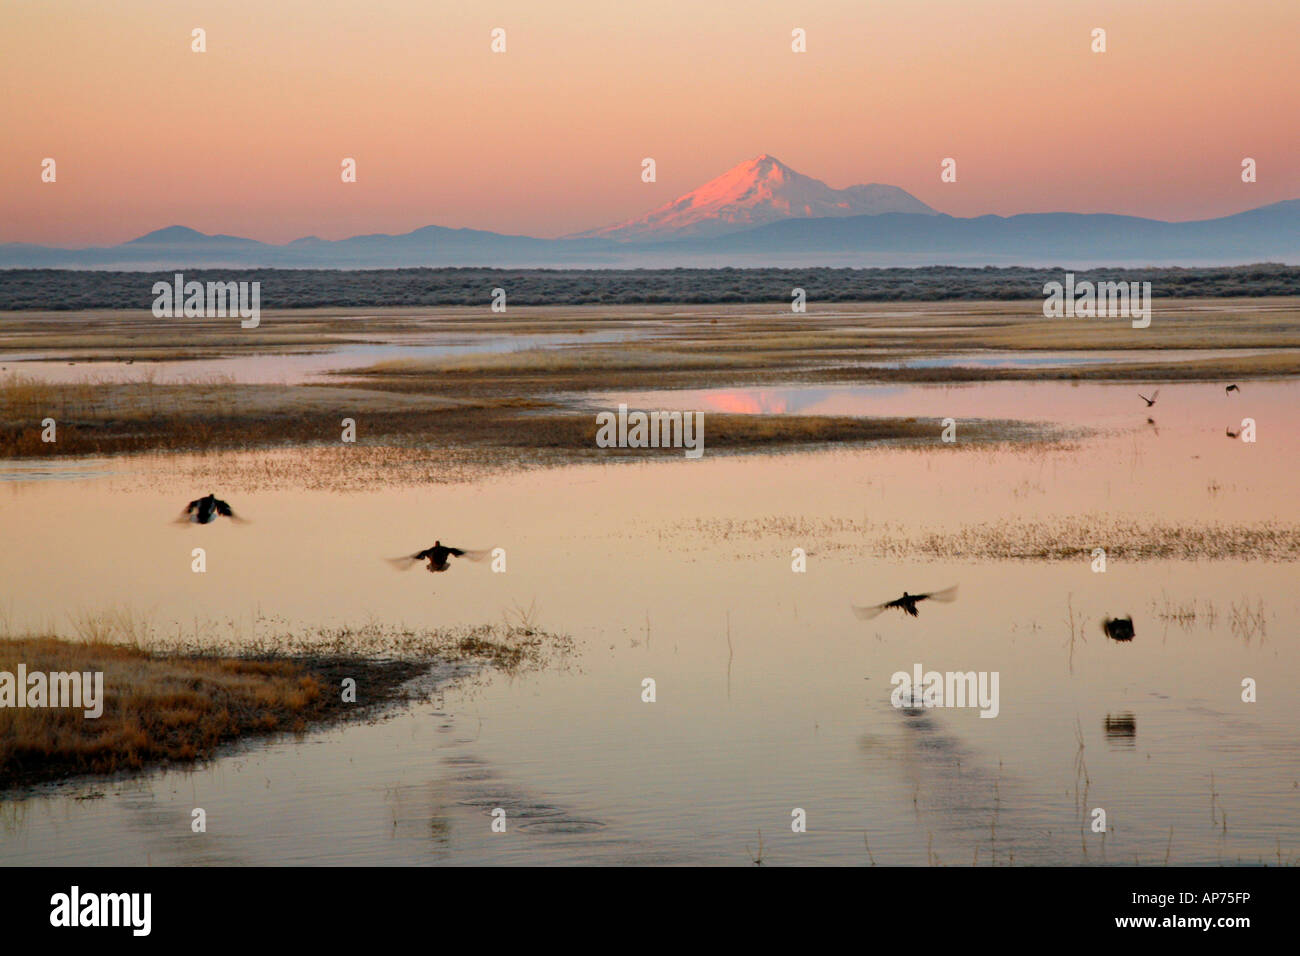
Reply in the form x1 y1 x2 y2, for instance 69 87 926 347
2 0 1297 245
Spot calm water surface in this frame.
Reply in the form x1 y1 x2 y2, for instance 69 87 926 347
1 379 1297 865
0 328 649 385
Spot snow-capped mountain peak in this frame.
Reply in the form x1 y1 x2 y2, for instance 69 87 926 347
571 154 936 241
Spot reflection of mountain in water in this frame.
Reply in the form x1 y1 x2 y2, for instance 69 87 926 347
702 388 846 415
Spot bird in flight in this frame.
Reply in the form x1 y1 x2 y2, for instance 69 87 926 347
1138 390 1160 407
852 585 958 620
388 541 490 573
1226 426 1240 439
1225 384 1240 394
1101 616 1135 642
179 493 242 524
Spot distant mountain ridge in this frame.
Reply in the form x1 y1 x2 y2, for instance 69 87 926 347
2 154 1297 269
669 200 1300 261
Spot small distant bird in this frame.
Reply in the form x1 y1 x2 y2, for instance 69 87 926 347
1102 616 1135 642
1225 384 1239 394
853 585 958 620
389 541 490 573
180 493 241 524
1226 426 1239 438
1138 390 1160 407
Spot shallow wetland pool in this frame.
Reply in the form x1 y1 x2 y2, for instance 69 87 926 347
1 375 1297 864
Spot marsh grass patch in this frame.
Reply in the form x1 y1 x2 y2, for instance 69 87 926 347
665 513 1300 562
0 618 574 790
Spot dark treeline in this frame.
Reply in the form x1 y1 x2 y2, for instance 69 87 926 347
1 264 1297 311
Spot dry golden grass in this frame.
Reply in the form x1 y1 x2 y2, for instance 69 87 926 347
0 616 575 788
0 304 660 349
879 516 1300 561
360 346 760 376
1 361 1048 463
668 513 1300 562
0 373 482 457
808 351 1300 384
5 299 1300 465
0 637 340 787
149 445 546 493
340 301 1300 398
66 605 155 644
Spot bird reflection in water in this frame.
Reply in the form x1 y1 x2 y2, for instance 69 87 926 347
1103 712 1137 749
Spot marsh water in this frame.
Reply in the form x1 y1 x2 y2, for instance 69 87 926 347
0 328 650 385
1 379 1298 865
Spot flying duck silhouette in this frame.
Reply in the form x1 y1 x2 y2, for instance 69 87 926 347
1101 616 1135 642
388 541 490 573
179 493 242 524
1225 384 1240 394
1138 390 1160 407
1226 426 1240 438
852 585 958 620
